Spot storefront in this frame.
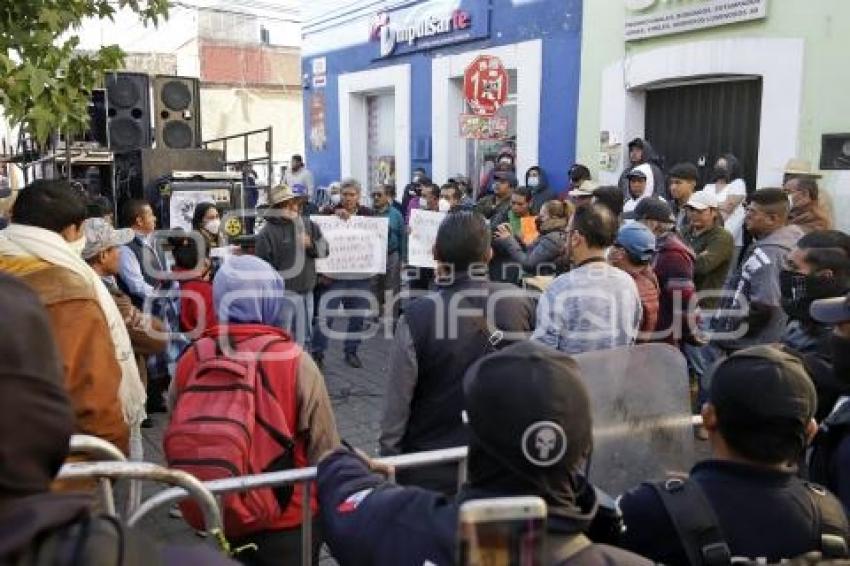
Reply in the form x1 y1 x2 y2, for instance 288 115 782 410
575 0 850 229
301 0 583 194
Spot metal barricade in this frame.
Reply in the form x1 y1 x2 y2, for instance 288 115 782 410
57 461 229 552
67 435 127 517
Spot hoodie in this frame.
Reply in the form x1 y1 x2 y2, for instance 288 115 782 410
618 139 667 200
526 166 556 214
712 224 804 350
652 232 696 345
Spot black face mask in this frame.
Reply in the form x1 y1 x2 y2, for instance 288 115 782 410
780 269 848 322
711 167 730 183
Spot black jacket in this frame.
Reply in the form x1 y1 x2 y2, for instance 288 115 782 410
318 449 651 566
526 166 557 214
492 218 569 277
618 139 667 200
254 215 329 293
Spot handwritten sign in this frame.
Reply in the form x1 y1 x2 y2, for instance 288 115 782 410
311 215 389 274
169 191 216 231
408 208 446 268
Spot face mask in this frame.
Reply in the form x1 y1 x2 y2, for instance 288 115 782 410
780 269 848 322
204 219 221 234
68 235 87 256
412 175 421 184
330 193 341 205
499 157 512 165
438 198 451 212
419 196 428 208
528 176 540 188
711 167 729 183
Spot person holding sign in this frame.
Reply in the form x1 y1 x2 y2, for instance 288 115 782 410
311 178 374 370
371 185 405 323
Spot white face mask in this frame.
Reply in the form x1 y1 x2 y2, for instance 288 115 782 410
204 219 221 234
419 196 428 208
412 175 421 184
438 198 451 212
68 235 87 256
330 193 341 205
499 157 512 165
528 176 540 188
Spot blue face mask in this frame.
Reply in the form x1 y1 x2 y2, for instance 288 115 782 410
528 176 540 188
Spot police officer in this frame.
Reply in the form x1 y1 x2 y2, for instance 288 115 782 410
317 340 651 565
618 345 850 564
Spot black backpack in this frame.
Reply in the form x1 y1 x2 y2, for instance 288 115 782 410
650 477 849 566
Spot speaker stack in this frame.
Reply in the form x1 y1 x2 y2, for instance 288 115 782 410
153 75 202 150
105 72 152 151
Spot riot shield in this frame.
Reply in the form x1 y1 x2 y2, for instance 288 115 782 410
575 343 696 496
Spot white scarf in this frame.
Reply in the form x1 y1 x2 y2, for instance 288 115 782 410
0 223 147 426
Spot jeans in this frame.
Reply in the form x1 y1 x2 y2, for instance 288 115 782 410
311 278 373 355
280 290 314 349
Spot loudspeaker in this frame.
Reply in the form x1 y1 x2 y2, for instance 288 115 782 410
105 72 151 151
83 89 108 145
153 75 202 149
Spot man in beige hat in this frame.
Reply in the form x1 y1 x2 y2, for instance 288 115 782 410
783 158 823 181
783 158 834 232
255 183 329 348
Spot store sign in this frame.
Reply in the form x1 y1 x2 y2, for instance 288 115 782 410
625 0 768 41
369 2 489 59
459 114 508 140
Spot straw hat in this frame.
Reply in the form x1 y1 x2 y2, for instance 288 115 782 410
784 158 822 179
268 184 299 206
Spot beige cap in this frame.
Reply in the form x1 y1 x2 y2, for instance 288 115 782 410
784 158 822 179
268 184 299 206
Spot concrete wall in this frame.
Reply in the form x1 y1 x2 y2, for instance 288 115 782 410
576 0 850 229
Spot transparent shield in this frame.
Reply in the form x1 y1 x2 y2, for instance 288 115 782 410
575 344 696 496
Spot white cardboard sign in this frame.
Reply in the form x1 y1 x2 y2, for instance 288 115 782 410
311 215 389 274
408 208 446 269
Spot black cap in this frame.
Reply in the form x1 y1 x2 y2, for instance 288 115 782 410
493 171 518 188
627 138 645 150
634 197 674 223
464 341 592 474
709 345 816 428
668 162 699 182
626 168 647 180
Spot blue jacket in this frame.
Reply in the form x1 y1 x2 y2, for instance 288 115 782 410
374 204 406 259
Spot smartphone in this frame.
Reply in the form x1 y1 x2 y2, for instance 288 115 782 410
458 496 547 566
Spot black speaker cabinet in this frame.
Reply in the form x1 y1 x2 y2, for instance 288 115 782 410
84 89 108 145
153 75 202 149
105 72 152 151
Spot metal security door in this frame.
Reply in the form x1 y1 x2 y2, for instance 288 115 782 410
645 78 762 193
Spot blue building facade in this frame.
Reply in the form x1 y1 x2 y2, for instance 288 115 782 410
301 0 583 196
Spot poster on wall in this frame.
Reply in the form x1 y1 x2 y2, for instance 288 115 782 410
169 191 216 231
310 92 327 151
459 114 509 140
375 156 395 187
311 215 389 274
408 208 446 268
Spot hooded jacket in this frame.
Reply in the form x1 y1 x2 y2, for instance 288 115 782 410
712 224 804 350
526 166 557 214
255 214 329 294
683 222 734 307
618 139 666 200
652 232 696 345
492 217 569 276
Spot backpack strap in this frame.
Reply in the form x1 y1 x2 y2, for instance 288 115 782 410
549 533 592 564
650 478 731 566
804 482 850 559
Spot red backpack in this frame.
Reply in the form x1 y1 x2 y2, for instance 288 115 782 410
164 333 300 537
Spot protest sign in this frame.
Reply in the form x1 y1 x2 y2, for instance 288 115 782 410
169 191 216 231
408 208 446 269
312 215 389 274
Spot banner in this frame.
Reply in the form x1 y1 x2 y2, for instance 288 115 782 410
408 208 446 268
459 113 509 140
312 215 389 274
169 191 216 231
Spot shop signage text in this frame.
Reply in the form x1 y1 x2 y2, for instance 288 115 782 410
625 0 768 41
459 114 509 140
370 2 489 59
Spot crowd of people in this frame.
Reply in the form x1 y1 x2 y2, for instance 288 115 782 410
1 143 850 565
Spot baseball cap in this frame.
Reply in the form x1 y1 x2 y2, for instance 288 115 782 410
81 217 134 259
668 162 699 182
626 168 647 180
634 197 675 223
685 190 719 211
709 345 816 429
569 180 598 198
810 293 850 325
464 340 592 482
493 170 518 188
615 222 656 263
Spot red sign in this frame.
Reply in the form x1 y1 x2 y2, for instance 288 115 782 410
463 55 509 116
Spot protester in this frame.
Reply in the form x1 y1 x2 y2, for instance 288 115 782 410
385 184 404 216
619 345 850 564
490 185 535 285
0 273 234 565
0 180 138 454
786 177 833 234
448 174 474 208
283 154 315 201
493 199 572 278
667 162 699 233
408 184 440 291
683 190 734 307
618 138 665 200
170 233 216 336
704 154 747 261
167 255 339 566
191 202 223 252
533 204 641 354
592 184 625 220
256 184 329 348
567 179 597 207
312 178 373 369
525 165 556 213
439 182 465 211
711 188 803 352
90 195 115 226
83 217 167 432
567 163 592 193
635 197 696 346
401 168 427 222
474 170 514 225
379 211 535 494
370 184 405 323
420 183 440 212
622 168 653 218
608 223 660 342
322 340 651 565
